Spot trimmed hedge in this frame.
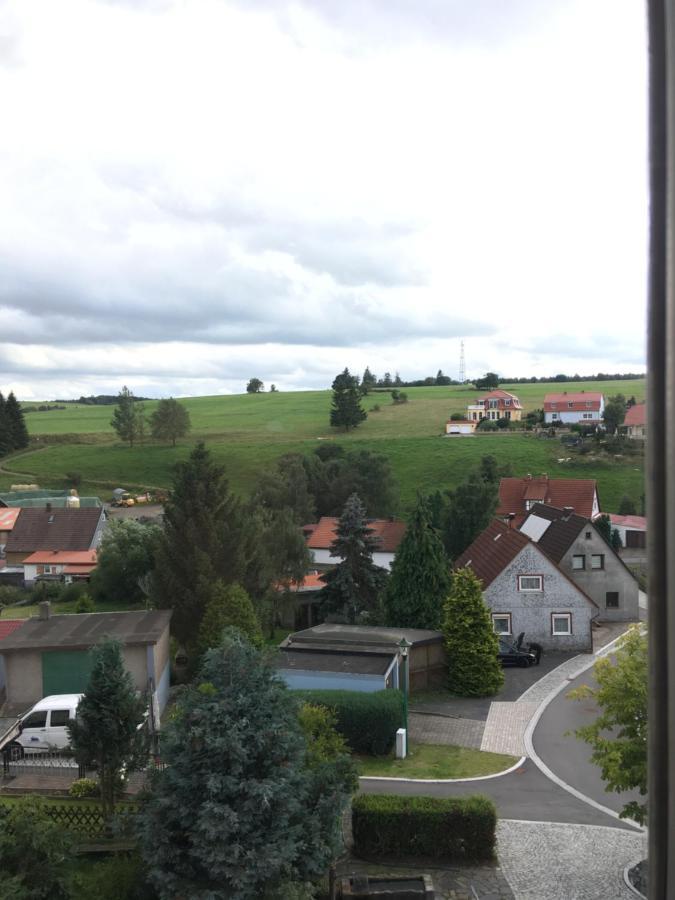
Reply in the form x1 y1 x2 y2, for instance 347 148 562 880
351 793 496 862
293 689 403 756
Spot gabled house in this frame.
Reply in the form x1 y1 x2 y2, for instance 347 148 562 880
467 389 523 423
4 506 106 568
454 519 597 651
621 402 646 439
303 517 406 572
520 504 639 621
497 474 600 527
609 513 647 566
21 550 98 586
543 391 604 424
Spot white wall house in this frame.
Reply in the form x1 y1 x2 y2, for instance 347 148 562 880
544 392 605 424
304 517 406 573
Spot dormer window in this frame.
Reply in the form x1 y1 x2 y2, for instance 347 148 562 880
551 403 557 409
568 401 573 408
505 398 511 406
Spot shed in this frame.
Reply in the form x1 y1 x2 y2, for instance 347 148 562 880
0 604 172 715
277 623 446 693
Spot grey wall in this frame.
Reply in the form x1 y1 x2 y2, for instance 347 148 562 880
559 527 639 621
484 544 595 651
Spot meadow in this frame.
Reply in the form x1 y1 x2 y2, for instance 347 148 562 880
3 380 646 514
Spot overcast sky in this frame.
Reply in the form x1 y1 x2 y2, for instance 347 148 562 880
0 0 648 399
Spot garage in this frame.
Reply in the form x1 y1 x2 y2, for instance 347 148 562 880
41 650 92 696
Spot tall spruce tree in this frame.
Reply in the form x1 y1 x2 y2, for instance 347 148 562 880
320 493 388 624
442 568 504 696
385 498 450 629
361 366 377 394
152 442 249 649
0 393 11 457
138 630 356 899
4 392 28 450
68 639 148 819
330 368 367 431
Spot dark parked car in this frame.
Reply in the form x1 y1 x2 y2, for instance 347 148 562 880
498 633 538 667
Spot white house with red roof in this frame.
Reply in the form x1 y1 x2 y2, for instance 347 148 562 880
303 516 406 571
467 389 523 423
621 402 646 439
22 550 98 586
544 391 604 424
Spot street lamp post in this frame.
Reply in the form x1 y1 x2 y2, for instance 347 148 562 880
398 636 412 756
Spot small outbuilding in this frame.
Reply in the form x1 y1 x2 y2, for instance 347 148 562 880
0 603 172 715
277 623 447 693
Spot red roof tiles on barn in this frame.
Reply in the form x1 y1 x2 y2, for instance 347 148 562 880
0 620 25 641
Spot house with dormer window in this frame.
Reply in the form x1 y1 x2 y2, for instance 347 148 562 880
466 389 523 422
543 391 604 424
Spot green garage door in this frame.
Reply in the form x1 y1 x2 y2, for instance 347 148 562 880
42 651 92 696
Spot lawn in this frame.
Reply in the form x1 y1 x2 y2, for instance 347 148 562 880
1 380 645 514
355 743 518 779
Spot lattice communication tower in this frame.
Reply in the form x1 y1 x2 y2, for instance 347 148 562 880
459 340 466 383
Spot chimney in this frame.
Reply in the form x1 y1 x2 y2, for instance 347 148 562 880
526 474 532 480
45 502 52 514
507 513 516 529
563 506 574 518
38 601 51 621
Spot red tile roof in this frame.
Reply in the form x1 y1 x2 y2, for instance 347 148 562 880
22 550 98 565
497 476 598 525
623 403 646 427
454 519 529 588
63 564 97 575
609 514 647 530
275 571 325 593
5 508 103 553
0 509 20 531
544 392 603 411
305 516 406 553
0 620 26 641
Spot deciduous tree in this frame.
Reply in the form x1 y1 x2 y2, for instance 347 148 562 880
442 568 504 697
603 394 627 434
569 626 647 824
320 493 388 624
138 631 355 900
441 474 498 561
384 498 450 629
330 368 367 431
90 519 161 606
246 377 264 393
475 372 499 390
68 639 148 820
150 397 191 447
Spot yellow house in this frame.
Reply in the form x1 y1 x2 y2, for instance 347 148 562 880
467 389 523 422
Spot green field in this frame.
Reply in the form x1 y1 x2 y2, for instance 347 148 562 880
3 381 645 513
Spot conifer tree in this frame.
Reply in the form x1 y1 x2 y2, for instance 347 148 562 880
442 568 504 696
361 366 377 394
110 385 143 447
330 368 367 431
195 580 262 656
68 639 148 819
138 630 355 899
385 498 450 629
4 392 28 450
320 493 388 623
0 393 11 457
152 442 249 649
442 473 498 561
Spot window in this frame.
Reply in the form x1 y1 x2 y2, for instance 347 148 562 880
583 413 594 419
585 531 592 540
49 710 71 727
568 401 573 408
572 554 585 570
505 410 511 419
505 398 511 406
605 592 620 609
552 412 559 420
492 613 512 635
551 403 557 409
591 554 605 570
22 711 47 729
43 565 56 574
551 613 572 635
518 575 543 591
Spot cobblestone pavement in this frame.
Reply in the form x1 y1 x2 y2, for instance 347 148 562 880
497 820 646 900
336 858 515 899
408 712 485 750
480 703 537 757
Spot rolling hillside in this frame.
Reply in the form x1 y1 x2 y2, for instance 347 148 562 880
3 380 645 513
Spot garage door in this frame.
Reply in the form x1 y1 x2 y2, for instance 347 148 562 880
41 650 92 696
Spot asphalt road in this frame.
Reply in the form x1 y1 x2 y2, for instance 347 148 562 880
532 663 645 820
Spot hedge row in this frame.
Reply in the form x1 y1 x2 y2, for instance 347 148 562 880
351 794 496 862
293 689 403 756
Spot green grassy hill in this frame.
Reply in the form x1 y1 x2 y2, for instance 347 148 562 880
4 381 645 513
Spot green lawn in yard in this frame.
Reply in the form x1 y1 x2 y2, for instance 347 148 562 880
2 380 645 513
355 743 518 779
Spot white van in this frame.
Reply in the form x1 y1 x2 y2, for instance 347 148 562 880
15 694 82 752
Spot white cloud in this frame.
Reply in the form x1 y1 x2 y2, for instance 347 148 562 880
0 0 648 398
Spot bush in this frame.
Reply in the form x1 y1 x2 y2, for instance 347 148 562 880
351 794 496 862
57 582 88 605
0 585 27 607
70 853 156 900
75 594 95 613
69 778 99 799
293 689 403 756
